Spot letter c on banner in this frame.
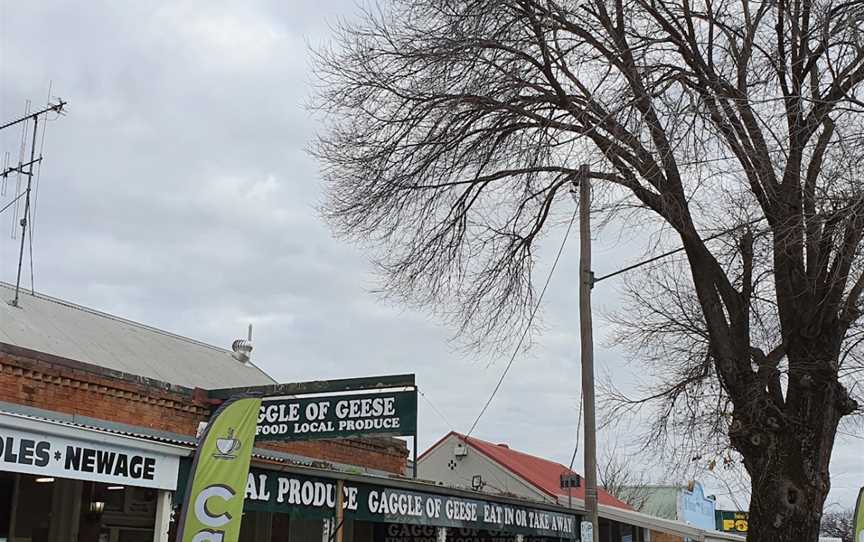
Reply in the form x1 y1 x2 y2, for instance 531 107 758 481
195 485 236 527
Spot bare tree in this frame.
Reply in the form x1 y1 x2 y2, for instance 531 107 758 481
597 447 654 511
312 1 864 539
820 508 854 542
603 250 862 507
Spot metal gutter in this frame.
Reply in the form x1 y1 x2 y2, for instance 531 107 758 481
0 401 196 446
0 410 190 456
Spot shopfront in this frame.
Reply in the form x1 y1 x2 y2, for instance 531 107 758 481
176 462 580 542
0 411 185 542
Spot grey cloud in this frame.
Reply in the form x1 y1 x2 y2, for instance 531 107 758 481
0 0 860 510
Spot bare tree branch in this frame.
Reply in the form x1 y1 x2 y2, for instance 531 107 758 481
312 1 864 537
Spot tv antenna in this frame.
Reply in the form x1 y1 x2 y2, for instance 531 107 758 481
1 97 67 307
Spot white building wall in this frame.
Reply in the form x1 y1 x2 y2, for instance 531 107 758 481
419 435 746 542
418 434 555 504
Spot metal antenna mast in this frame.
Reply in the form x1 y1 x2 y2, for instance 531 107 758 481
0 99 66 306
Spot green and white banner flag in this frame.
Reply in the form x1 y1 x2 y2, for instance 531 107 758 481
175 396 262 542
855 486 863 542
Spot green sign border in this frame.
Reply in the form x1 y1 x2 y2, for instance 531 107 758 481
256 390 417 442
177 463 578 539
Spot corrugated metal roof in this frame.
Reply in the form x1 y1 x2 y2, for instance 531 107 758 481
0 282 275 389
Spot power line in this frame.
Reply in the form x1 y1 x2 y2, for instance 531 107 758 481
569 392 583 470
418 388 454 431
459 129 853 453
593 217 767 284
565 215 770 482
467 207 579 437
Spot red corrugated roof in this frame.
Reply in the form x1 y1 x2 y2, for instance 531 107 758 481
437 432 632 510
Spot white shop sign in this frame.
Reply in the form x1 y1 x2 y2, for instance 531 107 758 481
0 424 179 490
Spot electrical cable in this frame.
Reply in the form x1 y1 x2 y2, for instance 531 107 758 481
418 388 455 431
467 206 579 437
569 392 583 471
593 217 767 284
566 215 774 479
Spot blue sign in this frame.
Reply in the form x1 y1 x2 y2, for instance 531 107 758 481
678 482 716 531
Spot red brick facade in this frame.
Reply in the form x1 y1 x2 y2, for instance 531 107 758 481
649 531 684 542
0 343 408 474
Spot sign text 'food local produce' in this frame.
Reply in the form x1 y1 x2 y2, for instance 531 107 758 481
255 390 417 441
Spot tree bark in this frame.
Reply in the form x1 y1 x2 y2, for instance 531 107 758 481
747 465 828 542
732 342 851 542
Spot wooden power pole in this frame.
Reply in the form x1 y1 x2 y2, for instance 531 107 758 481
578 164 599 542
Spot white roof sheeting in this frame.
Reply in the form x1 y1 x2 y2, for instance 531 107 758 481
0 282 274 389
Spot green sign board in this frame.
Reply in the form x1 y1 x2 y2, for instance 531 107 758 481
177 465 578 539
256 390 417 441
715 510 748 533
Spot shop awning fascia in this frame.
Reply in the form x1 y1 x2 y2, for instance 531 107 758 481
241 457 579 517
0 410 191 457
592 500 745 542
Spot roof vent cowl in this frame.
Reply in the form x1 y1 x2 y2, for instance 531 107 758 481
232 324 253 363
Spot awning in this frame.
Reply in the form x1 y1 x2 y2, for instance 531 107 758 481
0 410 186 490
176 459 581 539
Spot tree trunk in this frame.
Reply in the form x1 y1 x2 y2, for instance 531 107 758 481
746 450 830 542
733 344 850 542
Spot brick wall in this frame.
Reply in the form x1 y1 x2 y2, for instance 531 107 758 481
0 344 407 474
649 530 684 542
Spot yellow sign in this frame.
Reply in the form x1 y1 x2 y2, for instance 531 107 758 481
716 511 748 532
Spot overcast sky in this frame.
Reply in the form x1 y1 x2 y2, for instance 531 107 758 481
0 1 860 511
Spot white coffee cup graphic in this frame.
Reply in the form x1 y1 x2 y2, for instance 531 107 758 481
214 428 241 458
